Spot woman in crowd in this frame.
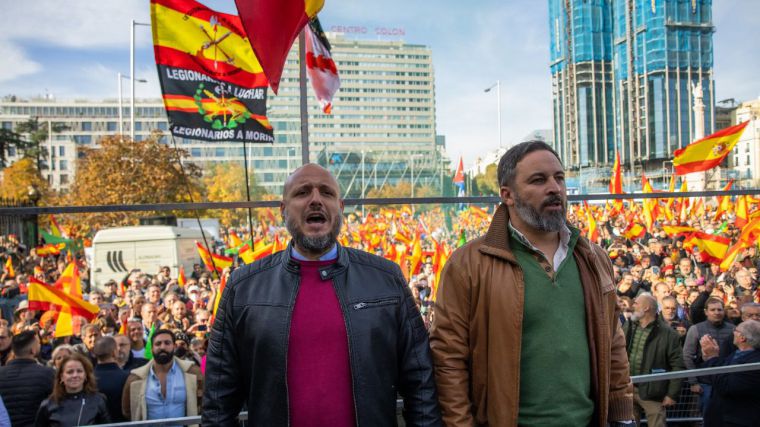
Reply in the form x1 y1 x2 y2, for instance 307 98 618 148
35 352 110 427
47 344 74 371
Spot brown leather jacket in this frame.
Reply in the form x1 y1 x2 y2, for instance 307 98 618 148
430 205 634 426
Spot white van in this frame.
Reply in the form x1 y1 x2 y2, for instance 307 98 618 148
91 226 204 289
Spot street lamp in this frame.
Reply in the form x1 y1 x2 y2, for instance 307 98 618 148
484 80 502 148
118 72 147 136
131 19 151 141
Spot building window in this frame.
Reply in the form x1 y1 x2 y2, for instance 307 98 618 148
60 160 68 170
59 146 65 156
82 122 92 131
107 122 117 131
60 174 69 185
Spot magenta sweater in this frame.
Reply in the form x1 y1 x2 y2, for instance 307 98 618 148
287 259 355 426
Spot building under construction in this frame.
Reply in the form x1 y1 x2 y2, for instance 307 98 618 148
549 0 715 190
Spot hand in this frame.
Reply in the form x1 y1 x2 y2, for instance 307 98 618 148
662 396 677 407
690 384 703 394
700 334 720 360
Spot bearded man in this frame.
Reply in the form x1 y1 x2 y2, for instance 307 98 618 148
202 163 441 426
122 329 203 421
430 140 634 427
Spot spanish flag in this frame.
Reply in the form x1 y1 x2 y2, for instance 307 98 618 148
713 179 734 221
662 225 698 237
623 222 646 240
673 121 749 175
583 201 599 242
736 195 749 228
609 151 624 213
178 265 187 288
683 232 730 265
235 0 325 93
196 242 234 273
3 257 14 278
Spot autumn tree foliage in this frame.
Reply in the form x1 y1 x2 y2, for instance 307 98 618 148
65 134 202 228
203 161 267 227
0 157 50 201
472 163 499 196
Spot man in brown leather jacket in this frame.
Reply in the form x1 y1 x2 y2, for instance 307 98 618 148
430 141 634 426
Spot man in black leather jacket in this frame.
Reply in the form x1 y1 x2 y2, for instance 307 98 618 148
202 164 441 426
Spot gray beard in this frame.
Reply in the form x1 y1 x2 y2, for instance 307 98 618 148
513 192 566 233
285 211 342 254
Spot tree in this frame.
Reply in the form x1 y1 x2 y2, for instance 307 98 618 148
0 157 50 201
203 161 267 227
15 117 68 171
473 163 499 196
365 182 438 211
0 128 31 168
65 133 203 228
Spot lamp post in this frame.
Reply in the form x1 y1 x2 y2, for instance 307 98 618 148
484 80 502 148
27 185 40 246
118 73 147 136
130 19 150 141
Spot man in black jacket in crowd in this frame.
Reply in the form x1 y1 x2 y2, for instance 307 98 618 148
0 330 55 427
699 319 760 426
203 164 441 426
93 336 130 422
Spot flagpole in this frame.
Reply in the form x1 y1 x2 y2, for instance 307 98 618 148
298 30 310 164
242 140 255 247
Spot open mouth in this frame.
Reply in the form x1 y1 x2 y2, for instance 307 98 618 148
305 212 327 225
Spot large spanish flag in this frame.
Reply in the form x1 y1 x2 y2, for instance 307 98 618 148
151 0 273 143
235 0 325 93
673 121 749 175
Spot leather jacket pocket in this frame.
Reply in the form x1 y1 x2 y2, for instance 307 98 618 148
352 297 400 310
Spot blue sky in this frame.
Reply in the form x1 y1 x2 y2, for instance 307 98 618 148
1 0 758 167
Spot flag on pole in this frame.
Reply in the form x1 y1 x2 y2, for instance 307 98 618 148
736 195 749 228
673 121 749 175
713 179 735 221
453 156 465 198
305 17 340 114
151 0 274 143
622 222 646 240
234 0 325 93
49 215 68 239
196 242 234 273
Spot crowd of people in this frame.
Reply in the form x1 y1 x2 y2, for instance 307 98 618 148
0 162 759 426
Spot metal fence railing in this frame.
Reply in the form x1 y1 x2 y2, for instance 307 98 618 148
87 363 760 427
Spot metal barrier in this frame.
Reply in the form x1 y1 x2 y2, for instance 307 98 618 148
87 363 760 427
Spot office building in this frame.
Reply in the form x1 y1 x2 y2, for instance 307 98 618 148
549 0 715 189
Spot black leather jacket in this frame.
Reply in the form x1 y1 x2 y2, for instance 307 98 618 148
203 244 441 426
35 392 110 427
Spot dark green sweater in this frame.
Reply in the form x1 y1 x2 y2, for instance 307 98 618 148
511 229 593 426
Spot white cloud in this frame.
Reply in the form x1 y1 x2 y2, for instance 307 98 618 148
0 43 41 82
0 1 147 49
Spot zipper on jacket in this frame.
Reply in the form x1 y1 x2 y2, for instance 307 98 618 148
76 397 85 426
331 275 361 426
283 274 301 427
352 297 399 310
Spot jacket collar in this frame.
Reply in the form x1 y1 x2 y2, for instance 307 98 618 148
481 204 591 263
282 241 349 278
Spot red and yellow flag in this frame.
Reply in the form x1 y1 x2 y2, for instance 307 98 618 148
151 0 273 143
583 201 599 242
736 195 749 228
609 151 624 213
662 225 698 237
235 0 325 93
623 222 646 240
196 242 234 273
713 179 735 221
3 257 14 278
211 271 228 322
178 265 187 288
673 121 749 175
683 232 730 265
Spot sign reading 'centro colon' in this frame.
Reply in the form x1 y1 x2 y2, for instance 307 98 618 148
329 25 406 36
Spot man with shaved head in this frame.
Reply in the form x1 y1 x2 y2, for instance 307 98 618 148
203 164 441 426
623 293 685 427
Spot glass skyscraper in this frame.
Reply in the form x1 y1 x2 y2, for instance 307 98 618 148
549 0 714 176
